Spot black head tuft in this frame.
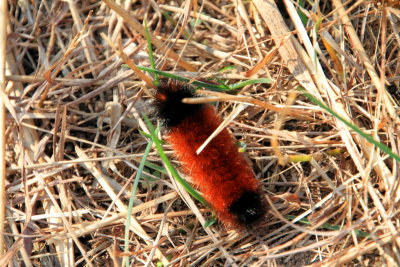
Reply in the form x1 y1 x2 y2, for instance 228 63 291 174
154 82 203 127
229 191 266 226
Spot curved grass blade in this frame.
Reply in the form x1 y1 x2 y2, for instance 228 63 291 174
124 139 154 266
229 78 272 90
136 66 271 91
143 115 208 206
301 88 400 163
137 66 228 91
144 20 159 85
286 215 370 238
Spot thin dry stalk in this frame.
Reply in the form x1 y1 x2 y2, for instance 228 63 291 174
102 0 196 72
0 0 7 256
332 0 399 124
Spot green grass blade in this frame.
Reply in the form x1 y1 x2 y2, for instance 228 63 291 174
286 215 370 238
124 139 154 266
218 65 236 72
228 78 272 90
144 20 159 85
137 66 229 91
301 89 400 163
134 66 272 91
144 161 167 174
143 115 208 206
297 0 308 26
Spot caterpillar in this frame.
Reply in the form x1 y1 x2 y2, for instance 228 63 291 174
154 81 266 230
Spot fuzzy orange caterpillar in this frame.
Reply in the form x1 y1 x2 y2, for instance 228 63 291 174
154 81 266 229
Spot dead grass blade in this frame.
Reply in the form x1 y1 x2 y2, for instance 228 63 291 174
0 0 7 257
102 0 196 72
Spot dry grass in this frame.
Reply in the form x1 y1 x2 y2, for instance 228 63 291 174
2 0 400 266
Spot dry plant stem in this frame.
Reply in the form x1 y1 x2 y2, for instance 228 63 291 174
236 0 263 58
0 0 7 256
196 103 247 155
18 121 159 174
188 89 313 121
102 0 197 72
282 0 365 175
265 196 341 237
100 33 154 92
52 107 74 266
38 13 92 108
6 74 143 87
7 210 33 266
38 192 179 241
28 159 94 266
169 0 193 47
159 4 238 35
6 35 45 265
67 0 97 76
252 0 320 98
0 239 23 266
6 72 254 86
168 175 238 266
307 232 399 267
245 35 287 77
318 30 362 71
252 174 364 256
75 147 170 265
379 4 388 88
271 91 298 166
285 0 394 192
332 0 398 125
66 69 134 106
190 41 251 68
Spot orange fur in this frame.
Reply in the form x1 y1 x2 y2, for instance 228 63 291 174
167 105 262 228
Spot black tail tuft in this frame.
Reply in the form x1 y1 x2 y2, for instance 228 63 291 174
154 81 203 127
228 190 267 227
